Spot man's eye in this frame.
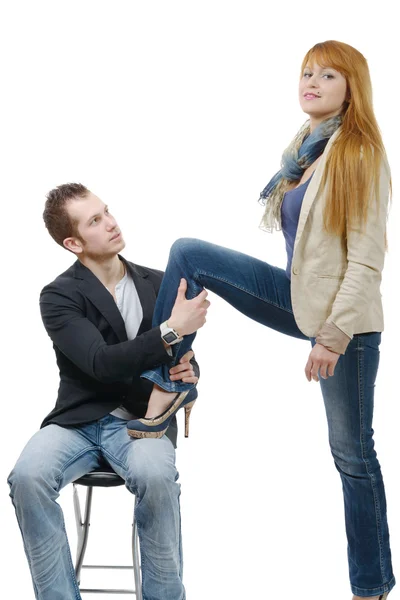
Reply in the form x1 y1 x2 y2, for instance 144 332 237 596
91 217 99 225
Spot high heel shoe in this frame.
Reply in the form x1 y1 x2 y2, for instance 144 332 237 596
126 390 196 439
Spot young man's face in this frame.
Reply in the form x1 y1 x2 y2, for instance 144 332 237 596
64 193 125 259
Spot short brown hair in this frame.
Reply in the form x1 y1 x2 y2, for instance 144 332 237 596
43 183 90 248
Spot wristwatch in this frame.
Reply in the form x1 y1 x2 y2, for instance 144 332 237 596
160 321 183 346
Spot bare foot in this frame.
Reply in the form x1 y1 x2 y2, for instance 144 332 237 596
145 384 177 418
352 595 382 599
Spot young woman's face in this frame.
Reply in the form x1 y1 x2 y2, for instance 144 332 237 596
298 62 348 123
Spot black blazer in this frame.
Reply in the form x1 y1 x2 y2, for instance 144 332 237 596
39 255 199 447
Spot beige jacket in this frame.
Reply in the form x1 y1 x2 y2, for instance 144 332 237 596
290 128 390 354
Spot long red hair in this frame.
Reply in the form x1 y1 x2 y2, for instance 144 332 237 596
301 40 391 243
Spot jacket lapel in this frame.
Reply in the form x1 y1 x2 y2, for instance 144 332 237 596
293 128 341 252
75 260 128 342
74 257 157 342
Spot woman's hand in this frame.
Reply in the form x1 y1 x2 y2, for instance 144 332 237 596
169 350 199 384
305 343 340 382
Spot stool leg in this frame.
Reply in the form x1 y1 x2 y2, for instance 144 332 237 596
132 501 142 600
73 484 93 585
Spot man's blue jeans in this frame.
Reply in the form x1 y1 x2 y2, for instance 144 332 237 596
142 237 395 597
8 415 184 600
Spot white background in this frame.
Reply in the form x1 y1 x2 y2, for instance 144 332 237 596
1 1 399 599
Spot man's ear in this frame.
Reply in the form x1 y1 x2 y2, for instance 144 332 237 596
63 237 83 254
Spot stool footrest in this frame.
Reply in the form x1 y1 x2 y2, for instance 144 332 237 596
79 588 135 594
82 565 133 570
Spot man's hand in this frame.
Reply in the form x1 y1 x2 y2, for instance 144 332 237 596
169 350 199 384
168 279 210 337
305 343 340 382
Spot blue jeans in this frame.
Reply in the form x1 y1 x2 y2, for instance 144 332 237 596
8 415 184 600
142 237 395 597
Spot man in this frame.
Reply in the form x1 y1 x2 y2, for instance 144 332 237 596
8 183 208 600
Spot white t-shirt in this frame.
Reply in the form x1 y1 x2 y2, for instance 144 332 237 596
109 270 143 420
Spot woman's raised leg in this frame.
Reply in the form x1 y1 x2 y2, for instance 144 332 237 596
142 237 308 392
126 237 308 437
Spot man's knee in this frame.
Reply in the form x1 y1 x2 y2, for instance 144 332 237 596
126 438 178 497
8 455 56 503
8 462 33 503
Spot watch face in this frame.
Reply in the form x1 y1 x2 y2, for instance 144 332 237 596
163 331 178 343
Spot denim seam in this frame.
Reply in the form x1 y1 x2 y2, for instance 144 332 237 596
352 577 394 597
8 491 41 599
99 418 133 485
134 506 147 599
54 446 101 490
357 335 386 586
177 491 184 581
97 418 102 446
195 269 295 315
163 252 198 368
101 448 129 478
62 519 82 598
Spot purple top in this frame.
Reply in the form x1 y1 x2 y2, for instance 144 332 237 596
281 173 314 280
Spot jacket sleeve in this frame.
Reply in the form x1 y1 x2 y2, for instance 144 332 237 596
316 157 390 354
40 287 172 383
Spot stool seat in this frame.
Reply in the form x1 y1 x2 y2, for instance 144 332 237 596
74 466 125 488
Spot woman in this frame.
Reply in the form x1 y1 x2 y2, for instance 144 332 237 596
128 40 394 599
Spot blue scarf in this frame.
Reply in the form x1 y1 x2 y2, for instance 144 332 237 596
259 115 342 232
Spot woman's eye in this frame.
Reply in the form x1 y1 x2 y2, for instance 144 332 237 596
91 218 99 225
304 72 334 79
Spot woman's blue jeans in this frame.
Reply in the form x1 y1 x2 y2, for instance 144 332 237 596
142 237 395 597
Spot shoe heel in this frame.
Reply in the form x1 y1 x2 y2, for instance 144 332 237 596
184 400 196 438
